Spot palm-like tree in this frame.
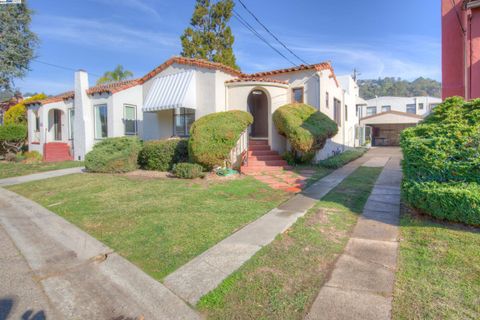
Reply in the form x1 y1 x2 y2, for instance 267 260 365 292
96 65 134 85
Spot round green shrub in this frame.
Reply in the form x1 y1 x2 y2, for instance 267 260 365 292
189 110 253 169
273 103 338 154
138 138 188 171
172 162 204 179
0 123 27 155
85 137 141 173
402 181 480 226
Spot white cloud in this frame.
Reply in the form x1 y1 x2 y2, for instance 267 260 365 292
34 15 180 53
86 0 162 18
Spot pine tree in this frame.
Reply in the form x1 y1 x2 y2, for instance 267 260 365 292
0 1 38 90
181 0 238 70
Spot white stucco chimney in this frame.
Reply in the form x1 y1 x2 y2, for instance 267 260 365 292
73 70 92 161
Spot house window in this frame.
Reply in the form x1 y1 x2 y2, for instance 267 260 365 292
326 92 329 108
68 109 74 140
345 105 348 122
381 105 391 112
429 103 439 111
366 106 377 116
406 104 416 114
292 87 304 103
94 104 108 139
419 103 424 110
124 105 137 135
334 98 341 126
34 111 40 132
174 108 195 137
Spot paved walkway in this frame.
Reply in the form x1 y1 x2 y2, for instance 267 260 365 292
306 149 402 320
247 168 314 193
0 188 200 319
0 167 84 187
164 149 393 305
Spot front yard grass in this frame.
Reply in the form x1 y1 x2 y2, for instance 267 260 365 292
0 161 83 179
198 166 382 319
392 206 480 319
8 174 289 280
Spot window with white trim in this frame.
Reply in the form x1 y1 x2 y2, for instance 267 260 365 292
174 108 195 137
406 104 416 114
94 104 108 139
68 109 74 140
334 98 342 126
381 105 391 112
124 105 137 135
366 106 377 116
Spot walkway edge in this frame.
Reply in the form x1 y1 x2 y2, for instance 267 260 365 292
0 166 85 187
0 188 200 319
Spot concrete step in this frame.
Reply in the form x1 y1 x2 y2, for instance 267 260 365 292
248 150 278 156
247 160 288 167
241 166 292 174
249 155 283 161
249 139 269 146
249 144 271 151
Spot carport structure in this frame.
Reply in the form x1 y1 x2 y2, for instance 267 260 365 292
360 111 424 146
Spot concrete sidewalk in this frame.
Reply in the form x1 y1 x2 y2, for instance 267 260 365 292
164 149 392 305
0 167 85 187
0 188 199 319
306 151 402 320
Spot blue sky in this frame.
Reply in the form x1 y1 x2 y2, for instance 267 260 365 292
17 0 441 95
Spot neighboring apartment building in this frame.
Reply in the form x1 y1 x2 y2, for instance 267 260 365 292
25 56 363 163
442 0 480 99
358 96 442 146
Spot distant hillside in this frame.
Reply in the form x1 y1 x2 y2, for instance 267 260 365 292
358 77 441 100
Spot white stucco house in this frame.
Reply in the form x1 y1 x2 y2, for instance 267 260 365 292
25 56 364 164
358 96 442 146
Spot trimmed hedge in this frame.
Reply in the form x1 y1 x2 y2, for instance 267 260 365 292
0 123 27 155
189 110 253 169
319 148 367 169
403 181 480 226
85 137 141 173
400 97 480 225
273 103 338 154
138 139 188 171
172 162 204 179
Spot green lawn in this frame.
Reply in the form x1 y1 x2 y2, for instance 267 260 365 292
198 166 382 319
0 161 83 179
8 174 289 280
392 206 480 319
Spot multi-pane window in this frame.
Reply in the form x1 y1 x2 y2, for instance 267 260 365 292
292 87 304 103
406 104 416 114
366 106 377 116
334 98 342 126
418 103 424 110
94 104 108 139
124 105 137 135
68 109 74 140
174 108 195 137
381 105 391 112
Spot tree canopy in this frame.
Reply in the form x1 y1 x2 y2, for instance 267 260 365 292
96 65 134 85
358 77 441 100
0 1 38 90
181 0 238 70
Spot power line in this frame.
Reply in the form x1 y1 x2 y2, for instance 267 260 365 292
33 59 101 77
236 0 309 65
232 10 297 67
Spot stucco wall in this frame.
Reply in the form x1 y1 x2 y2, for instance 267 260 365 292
142 109 173 141
364 96 442 116
111 85 143 137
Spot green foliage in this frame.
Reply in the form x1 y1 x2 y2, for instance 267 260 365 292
181 0 238 69
22 150 42 163
401 97 480 225
138 139 189 171
189 110 253 169
0 123 27 155
319 148 367 169
4 93 47 125
273 103 338 154
403 181 480 226
96 65 134 85
358 77 441 100
173 162 205 179
0 1 38 90
85 137 141 173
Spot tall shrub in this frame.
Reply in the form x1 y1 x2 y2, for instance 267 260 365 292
4 93 47 125
138 139 189 171
273 103 338 155
0 123 27 155
189 110 253 169
85 137 141 173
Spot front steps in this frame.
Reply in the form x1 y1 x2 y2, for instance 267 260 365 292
44 142 73 162
241 139 290 174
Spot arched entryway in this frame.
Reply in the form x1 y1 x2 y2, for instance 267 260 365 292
48 109 64 141
247 89 269 138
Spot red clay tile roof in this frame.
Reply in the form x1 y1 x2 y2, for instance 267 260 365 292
225 77 288 85
139 56 243 83
24 91 75 106
86 79 140 95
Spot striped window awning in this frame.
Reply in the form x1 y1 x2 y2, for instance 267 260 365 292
143 70 196 112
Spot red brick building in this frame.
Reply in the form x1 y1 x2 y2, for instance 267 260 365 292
442 0 480 99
